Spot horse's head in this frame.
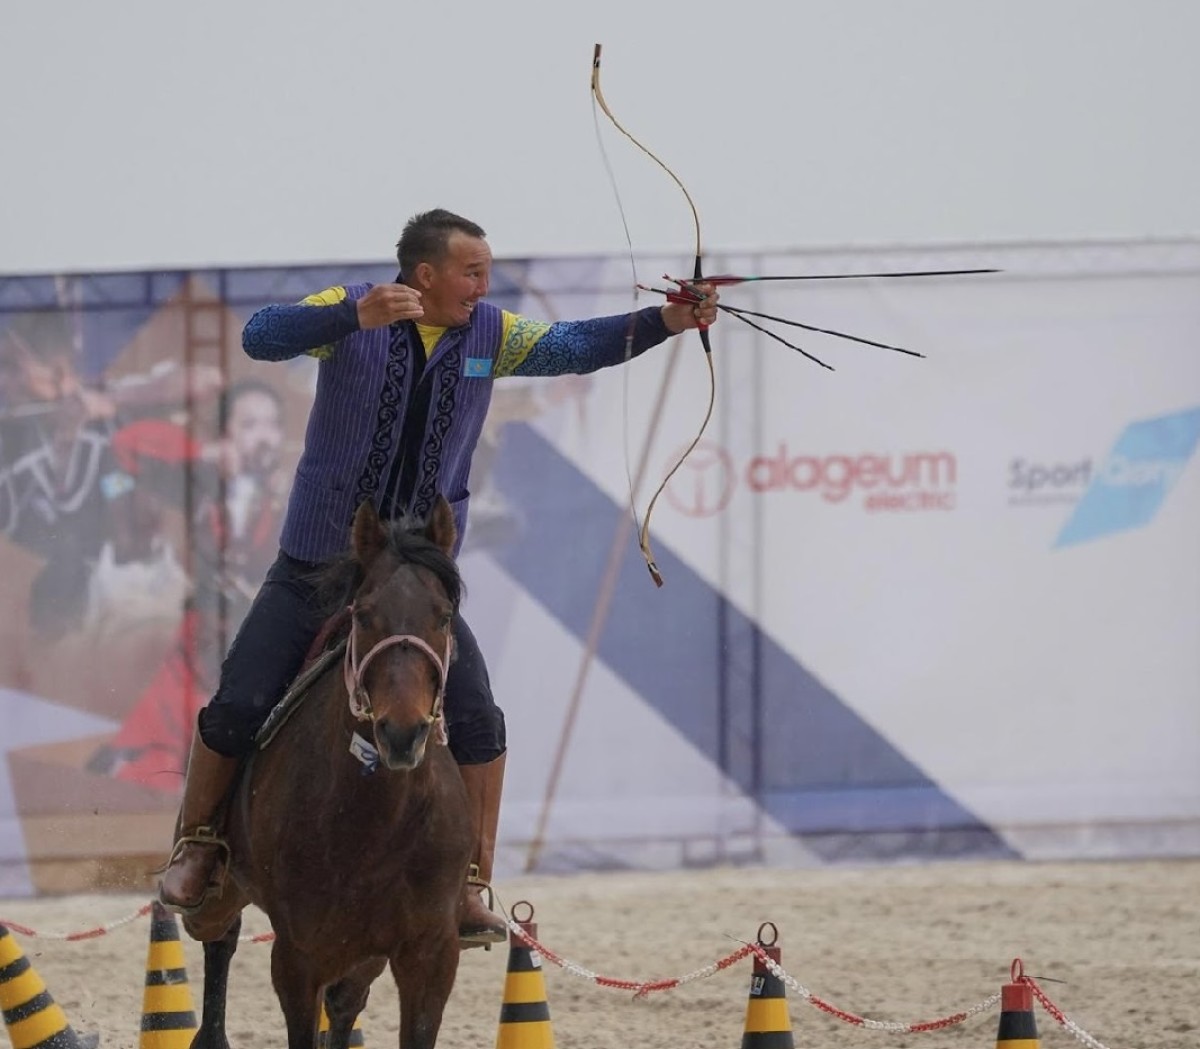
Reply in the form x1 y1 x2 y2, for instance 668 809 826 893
343 495 461 772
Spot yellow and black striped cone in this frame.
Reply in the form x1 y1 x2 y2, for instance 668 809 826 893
0 923 94 1049
317 1004 365 1048
139 902 197 1049
741 930 794 1049
494 903 553 1049
996 961 1039 1049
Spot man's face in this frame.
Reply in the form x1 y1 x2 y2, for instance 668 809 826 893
227 390 282 478
417 231 492 327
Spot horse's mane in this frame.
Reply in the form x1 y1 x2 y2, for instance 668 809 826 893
311 519 463 618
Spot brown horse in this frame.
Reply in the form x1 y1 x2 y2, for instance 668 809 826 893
183 495 474 1049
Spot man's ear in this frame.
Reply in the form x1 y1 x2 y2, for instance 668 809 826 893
413 261 435 290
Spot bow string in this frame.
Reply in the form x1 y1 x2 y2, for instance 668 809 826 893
591 42 715 588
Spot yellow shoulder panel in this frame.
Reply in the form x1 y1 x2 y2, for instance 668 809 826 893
495 311 552 377
299 285 349 359
301 285 348 307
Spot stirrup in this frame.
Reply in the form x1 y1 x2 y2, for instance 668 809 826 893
461 863 507 950
166 826 231 866
160 828 231 906
466 862 496 909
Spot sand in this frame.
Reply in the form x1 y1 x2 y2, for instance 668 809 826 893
1 858 1197 1049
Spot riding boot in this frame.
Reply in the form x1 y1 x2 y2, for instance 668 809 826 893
457 752 508 947
159 720 240 915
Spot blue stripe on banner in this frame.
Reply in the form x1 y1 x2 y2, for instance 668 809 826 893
490 424 1016 862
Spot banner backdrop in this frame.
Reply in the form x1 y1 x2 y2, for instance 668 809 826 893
1 241 1197 896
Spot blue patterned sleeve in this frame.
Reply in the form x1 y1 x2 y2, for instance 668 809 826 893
242 297 361 362
496 307 673 378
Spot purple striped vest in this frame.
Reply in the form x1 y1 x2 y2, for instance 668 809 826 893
280 284 503 561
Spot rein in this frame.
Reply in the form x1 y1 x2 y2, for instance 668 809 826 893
342 604 451 746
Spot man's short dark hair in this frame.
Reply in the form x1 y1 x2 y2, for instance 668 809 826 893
396 209 486 276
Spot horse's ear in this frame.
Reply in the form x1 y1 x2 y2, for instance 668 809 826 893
351 500 388 565
424 494 457 556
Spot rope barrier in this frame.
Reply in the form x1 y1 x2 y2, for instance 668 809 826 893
0 903 273 943
0 899 1130 1047
0 903 153 940
507 918 753 999
1022 971 1115 1049
240 930 276 943
746 942 1002 1032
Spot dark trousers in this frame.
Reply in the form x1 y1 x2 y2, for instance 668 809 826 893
199 551 506 765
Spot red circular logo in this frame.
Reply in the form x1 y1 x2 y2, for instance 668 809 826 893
664 440 736 518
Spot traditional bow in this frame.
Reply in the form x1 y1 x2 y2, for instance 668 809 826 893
525 47 711 873
591 43 714 588
527 47 995 873
590 45 999 578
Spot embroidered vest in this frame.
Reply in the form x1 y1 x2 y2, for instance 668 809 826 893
280 284 503 562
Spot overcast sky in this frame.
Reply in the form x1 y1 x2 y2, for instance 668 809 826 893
2 1 1198 273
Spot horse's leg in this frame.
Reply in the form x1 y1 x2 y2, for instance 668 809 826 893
271 939 323 1049
189 915 240 1049
390 936 459 1049
322 959 385 1049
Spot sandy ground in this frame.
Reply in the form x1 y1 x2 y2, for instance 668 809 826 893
1 858 1197 1049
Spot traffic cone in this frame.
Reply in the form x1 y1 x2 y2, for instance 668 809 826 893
996 961 1039 1049
0 923 94 1049
741 925 794 1049
139 902 197 1049
317 1004 365 1048
494 902 553 1049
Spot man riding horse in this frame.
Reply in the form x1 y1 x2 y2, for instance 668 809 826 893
158 208 719 945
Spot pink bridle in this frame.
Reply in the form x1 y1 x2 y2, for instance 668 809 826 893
342 605 452 746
